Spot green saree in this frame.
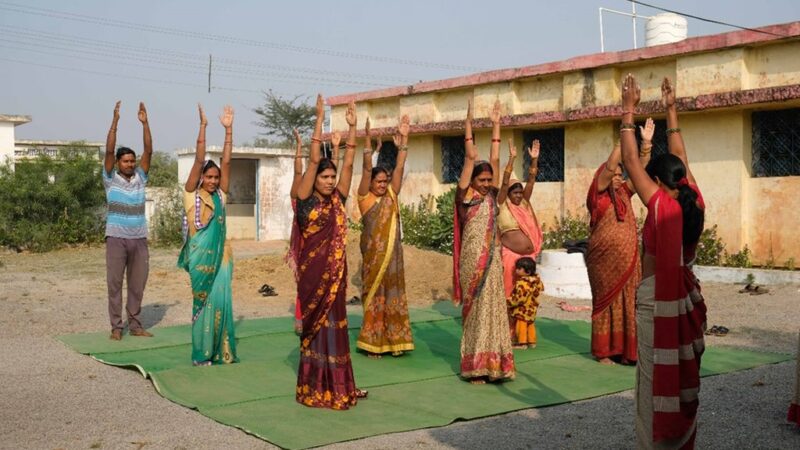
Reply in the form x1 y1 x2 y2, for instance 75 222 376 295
178 190 238 366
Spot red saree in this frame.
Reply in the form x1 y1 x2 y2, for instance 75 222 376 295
294 192 358 410
640 186 707 448
286 198 302 331
586 164 640 361
789 331 799 425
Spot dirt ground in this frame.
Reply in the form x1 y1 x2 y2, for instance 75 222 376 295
0 235 798 449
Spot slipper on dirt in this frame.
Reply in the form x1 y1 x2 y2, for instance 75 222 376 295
262 291 278 297
714 326 730 336
347 296 361 305
750 285 770 295
738 283 755 293
258 284 269 294
705 325 720 336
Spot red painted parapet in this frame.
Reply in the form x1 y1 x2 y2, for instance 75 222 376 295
327 21 800 106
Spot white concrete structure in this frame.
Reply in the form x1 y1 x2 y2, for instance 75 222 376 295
177 146 296 241
537 250 592 300
0 114 31 168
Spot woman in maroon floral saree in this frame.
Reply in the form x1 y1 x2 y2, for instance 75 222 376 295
293 96 365 409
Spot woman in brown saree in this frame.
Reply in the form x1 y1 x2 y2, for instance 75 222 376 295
586 120 654 365
293 95 365 409
453 99 515 384
356 115 414 358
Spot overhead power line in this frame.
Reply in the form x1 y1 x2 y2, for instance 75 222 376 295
0 34 394 89
0 24 417 84
0 1 483 72
627 0 787 37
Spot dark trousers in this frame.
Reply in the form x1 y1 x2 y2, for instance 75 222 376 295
106 237 149 331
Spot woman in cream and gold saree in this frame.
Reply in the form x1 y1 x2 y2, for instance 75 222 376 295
355 115 414 358
453 100 515 384
178 104 238 366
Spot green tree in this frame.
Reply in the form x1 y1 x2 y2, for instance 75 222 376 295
146 151 179 187
0 151 106 251
252 90 316 147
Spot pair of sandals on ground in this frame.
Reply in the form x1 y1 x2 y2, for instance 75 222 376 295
258 284 277 297
738 283 770 295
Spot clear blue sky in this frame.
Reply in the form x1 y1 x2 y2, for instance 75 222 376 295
1 0 798 152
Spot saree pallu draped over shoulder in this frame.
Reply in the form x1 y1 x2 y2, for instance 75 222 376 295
789 331 800 426
356 187 414 354
586 164 640 362
453 188 515 381
295 192 358 410
178 190 238 366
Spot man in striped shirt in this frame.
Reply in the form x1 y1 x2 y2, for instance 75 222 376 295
103 101 154 340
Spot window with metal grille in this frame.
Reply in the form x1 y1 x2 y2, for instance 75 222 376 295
752 108 800 177
635 118 668 158
522 128 565 182
441 136 465 183
376 140 398 172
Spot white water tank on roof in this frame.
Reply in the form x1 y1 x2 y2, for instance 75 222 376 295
646 13 688 47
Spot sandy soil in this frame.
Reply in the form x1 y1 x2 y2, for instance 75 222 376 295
0 236 798 449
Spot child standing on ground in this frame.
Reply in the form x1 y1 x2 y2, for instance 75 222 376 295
508 257 544 349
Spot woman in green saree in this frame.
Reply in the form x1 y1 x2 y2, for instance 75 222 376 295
178 104 238 366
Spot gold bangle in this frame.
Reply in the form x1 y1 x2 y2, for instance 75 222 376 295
109 128 117 132
400 146 408 152
639 150 652 156
620 128 635 133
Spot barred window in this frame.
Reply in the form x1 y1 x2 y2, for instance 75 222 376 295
522 128 565 182
635 118 668 158
752 108 800 177
441 136 465 183
376 140 398 173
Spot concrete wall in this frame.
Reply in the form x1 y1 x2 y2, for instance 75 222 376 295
0 122 15 167
328 27 800 263
177 147 295 241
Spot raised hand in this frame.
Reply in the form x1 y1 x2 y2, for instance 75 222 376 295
490 99 501 124
376 135 383 152
293 128 301 147
365 116 371 137
138 102 148 124
219 105 234 129
661 77 676 109
622 73 641 110
198 103 207 126
315 94 325 118
331 131 342 150
640 117 655 142
113 101 121 122
393 114 410 148
508 140 517 159
466 99 473 123
345 100 357 127
528 139 541 159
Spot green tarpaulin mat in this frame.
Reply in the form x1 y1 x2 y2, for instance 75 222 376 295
59 304 790 449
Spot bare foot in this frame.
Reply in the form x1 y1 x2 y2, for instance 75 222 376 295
469 377 486 385
597 357 615 365
367 353 382 360
512 344 527 350
391 351 404 357
527 344 537 349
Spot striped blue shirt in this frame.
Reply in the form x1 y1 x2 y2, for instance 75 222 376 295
103 167 148 239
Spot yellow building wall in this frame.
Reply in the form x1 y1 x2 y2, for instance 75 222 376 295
330 40 800 262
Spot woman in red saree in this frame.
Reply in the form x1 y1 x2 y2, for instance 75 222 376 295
453 100 515 384
497 140 544 301
292 95 365 409
621 75 707 449
789 331 800 426
356 115 414 358
586 122 653 365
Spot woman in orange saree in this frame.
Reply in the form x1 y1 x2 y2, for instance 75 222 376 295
586 123 652 365
453 100 515 384
356 116 414 357
292 96 365 409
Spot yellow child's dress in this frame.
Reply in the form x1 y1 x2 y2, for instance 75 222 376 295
507 274 544 346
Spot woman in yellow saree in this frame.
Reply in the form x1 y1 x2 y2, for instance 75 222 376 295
356 115 414 358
